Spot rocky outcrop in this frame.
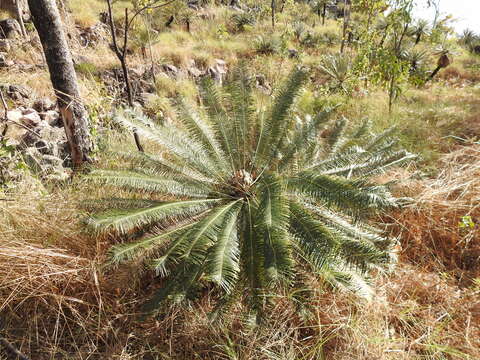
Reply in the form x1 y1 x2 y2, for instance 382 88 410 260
1 103 70 181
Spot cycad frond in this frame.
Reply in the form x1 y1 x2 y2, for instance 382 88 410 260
176 99 229 172
87 198 220 235
204 202 242 292
89 170 210 197
258 175 292 283
256 68 308 166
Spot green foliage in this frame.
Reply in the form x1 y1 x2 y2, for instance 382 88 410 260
74 61 98 76
86 68 414 318
254 35 284 55
319 53 354 93
231 12 256 32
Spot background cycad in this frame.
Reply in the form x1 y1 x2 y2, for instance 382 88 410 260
86 68 414 316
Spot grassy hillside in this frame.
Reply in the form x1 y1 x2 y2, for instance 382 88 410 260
0 0 479 359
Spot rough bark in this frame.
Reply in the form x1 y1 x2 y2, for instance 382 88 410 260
14 0 27 37
27 0 92 168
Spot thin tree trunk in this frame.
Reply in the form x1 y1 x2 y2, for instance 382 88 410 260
340 0 351 53
27 0 92 168
106 0 144 152
271 0 275 29
429 65 441 80
322 3 326 25
415 32 421 44
14 0 27 37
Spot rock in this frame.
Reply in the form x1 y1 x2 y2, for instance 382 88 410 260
162 64 179 77
23 146 69 181
0 39 10 52
0 19 21 39
20 108 42 128
0 53 13 67
207 59 228 84
288 49 299 58
186 59 202 78
33 98 56 112
1 110 28 146
41 110 62 127
7 85 30 100
6 109 22 123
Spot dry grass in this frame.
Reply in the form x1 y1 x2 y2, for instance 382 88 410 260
1 145 479 359
388 145 480 283
1 2 480 358
0 183 116 359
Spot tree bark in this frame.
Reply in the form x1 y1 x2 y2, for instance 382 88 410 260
340 0 351 53
271 0 275 29
27 0 92 168
322 3 326 25
14 0 27 37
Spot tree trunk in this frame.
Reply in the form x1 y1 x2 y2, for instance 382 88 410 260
14 0 27 37
271 0 275 29
415 32 421 44
429 65 441 80
340 0 351 53
27 0 92 168
322 3 326 25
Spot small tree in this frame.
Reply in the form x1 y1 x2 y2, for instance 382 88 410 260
28 0 92 168
105 0 176 152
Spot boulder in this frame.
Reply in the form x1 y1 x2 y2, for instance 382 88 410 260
23 146 69 181
207 59 228 85
0 39 10 52
22 120 68 160
186 59 202 78
0 19 21 39
162 64 179 77
20 108 42 128
33 98 56 113
41 110 62 127
7 85 31 100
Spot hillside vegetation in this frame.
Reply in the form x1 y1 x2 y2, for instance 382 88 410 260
0 0 479 359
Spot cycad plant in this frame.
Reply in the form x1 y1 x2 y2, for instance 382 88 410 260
319 53 353 93
409 19 430 45
86 68 414 317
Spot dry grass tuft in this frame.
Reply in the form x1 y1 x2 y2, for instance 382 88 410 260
0 188 112 358
389 145 480 283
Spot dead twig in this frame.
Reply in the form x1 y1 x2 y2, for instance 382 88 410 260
0 88 9 140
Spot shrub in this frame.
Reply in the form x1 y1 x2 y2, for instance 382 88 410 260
231 12 256 32
86 68 414 318
254 35 283 55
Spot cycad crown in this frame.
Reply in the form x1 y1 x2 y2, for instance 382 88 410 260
87 68 414 314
